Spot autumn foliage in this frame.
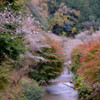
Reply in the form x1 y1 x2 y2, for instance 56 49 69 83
71 38 100 84
44 35 64 57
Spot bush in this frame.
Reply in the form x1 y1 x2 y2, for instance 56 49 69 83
73 74 91 100
22 81 44 100
0 32 25 61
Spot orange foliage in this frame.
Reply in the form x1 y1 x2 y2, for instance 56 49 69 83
73 38 100 84
44 35 64 56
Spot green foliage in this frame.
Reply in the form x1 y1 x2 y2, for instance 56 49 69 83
11 93 28 100
56 0 100 23
47 2 80 36
0 0 26 12
46 0 59 14
73 74 92 100
0 62 10 91
0 26 25 92
0 3 26 93
0 32 25 61
0 1 9 10
0 31 25 93
22 81 44 100
63 22 76 37
46 0 100 36
71 45 84 73
73 74 86 90
29 47 64 82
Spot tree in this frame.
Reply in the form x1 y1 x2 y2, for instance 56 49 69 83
46 0 59 14
72 27 76 38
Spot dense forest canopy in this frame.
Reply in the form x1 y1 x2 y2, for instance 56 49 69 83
40 0 100 37
56 0 100 22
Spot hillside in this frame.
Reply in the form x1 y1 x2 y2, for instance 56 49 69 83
33 0 100 37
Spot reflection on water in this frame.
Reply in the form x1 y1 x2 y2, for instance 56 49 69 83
42 67 78 100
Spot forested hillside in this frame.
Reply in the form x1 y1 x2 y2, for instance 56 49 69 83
56 0 100 21
38 0 100 37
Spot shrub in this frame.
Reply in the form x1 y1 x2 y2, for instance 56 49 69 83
73 74 91 100
0 32 25 61
22 81 44 100
11 92 28 100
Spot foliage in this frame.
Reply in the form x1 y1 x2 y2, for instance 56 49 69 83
0 32 25 61
29 47 64 82
56 0 100 23
71 45 84 73
0 2 26 94
46 0 59 14
73 74 91 100
11 92 28 100
44 35 64 56
71 39 100 82
22 81 44 100
0 0 25 11
77 40 100 83
0 62 11 91
48 2 80 36
71 38 100 100
90 83 100 100
29 36 64 82
10 79 44 100
42 0 100 36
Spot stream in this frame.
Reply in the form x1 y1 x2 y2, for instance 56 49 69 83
42 65 78 100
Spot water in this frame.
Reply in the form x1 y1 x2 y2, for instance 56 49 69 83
42 67 78 100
